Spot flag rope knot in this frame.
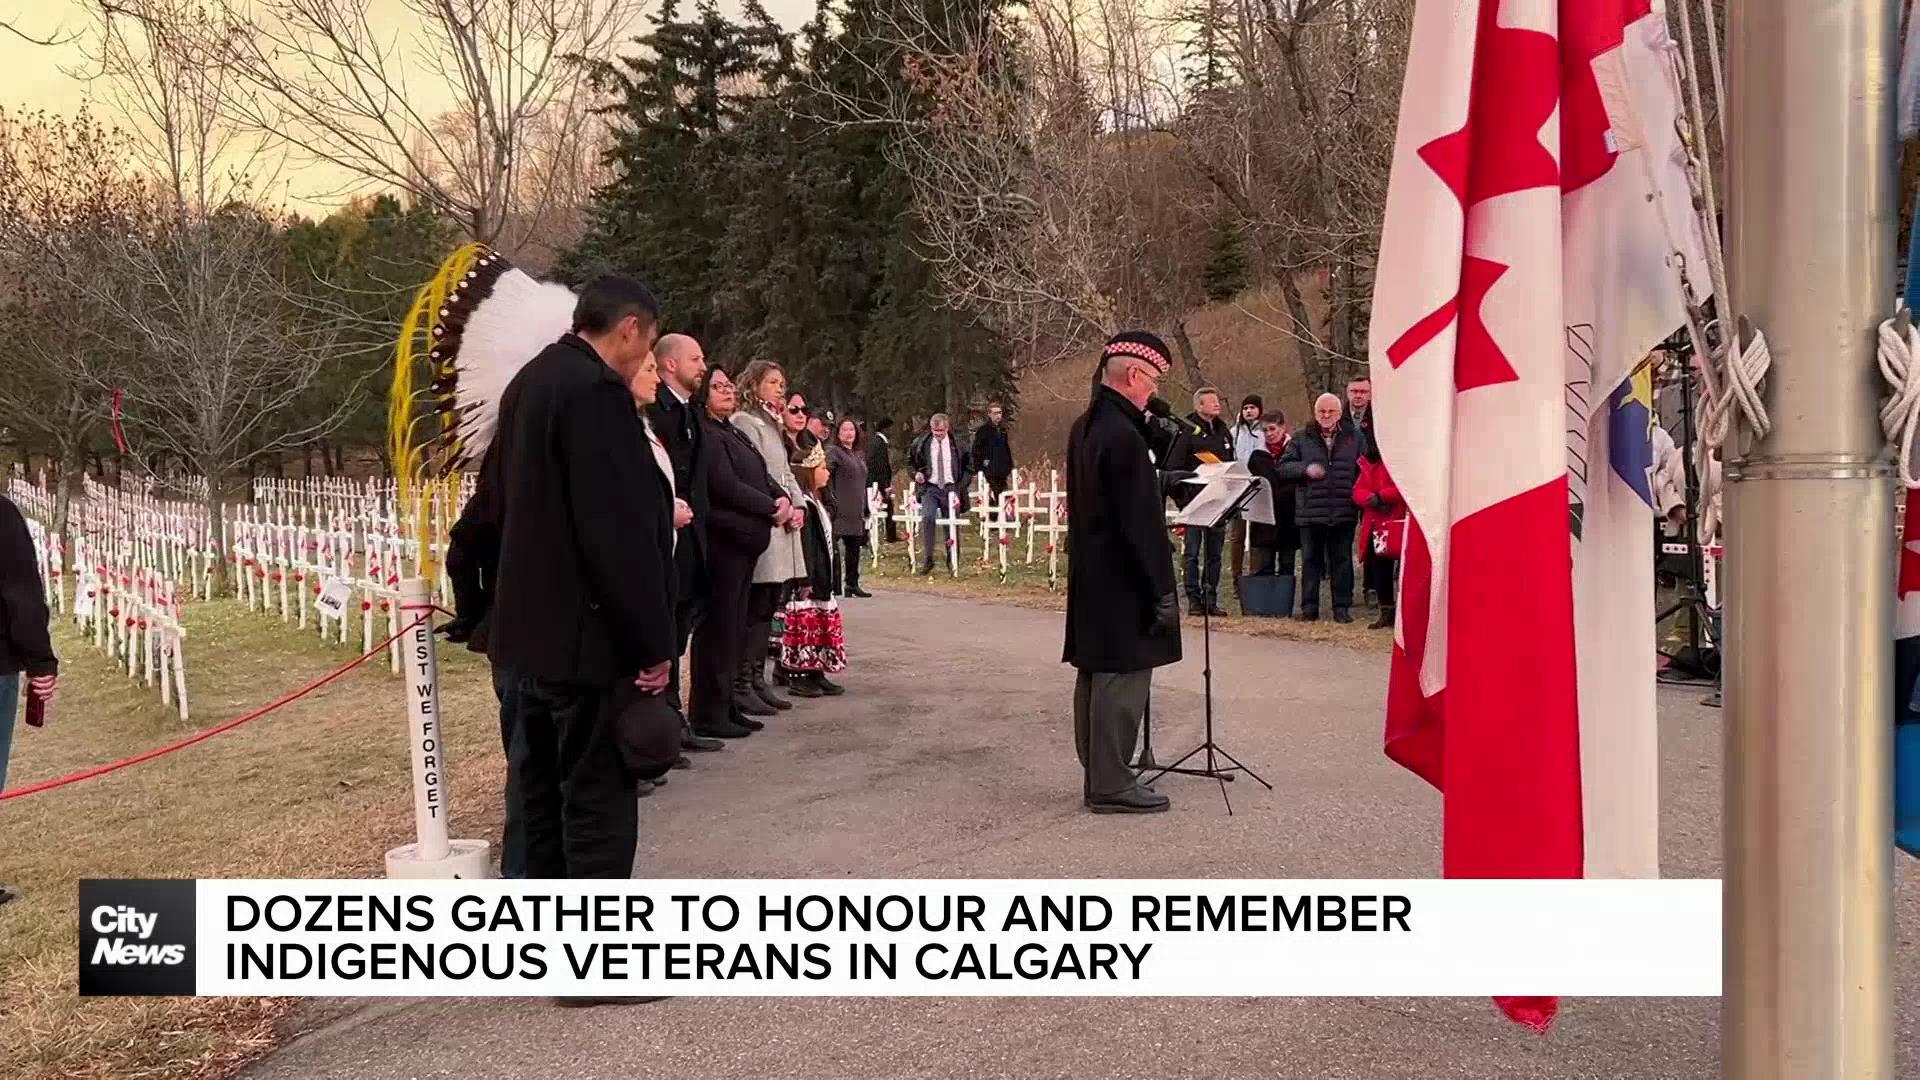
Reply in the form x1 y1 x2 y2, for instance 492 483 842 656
1878 313 1920 489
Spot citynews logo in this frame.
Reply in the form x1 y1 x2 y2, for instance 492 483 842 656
79 880 197 996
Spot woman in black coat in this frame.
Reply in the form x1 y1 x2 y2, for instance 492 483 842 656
826 417 873 597
689 368 781 740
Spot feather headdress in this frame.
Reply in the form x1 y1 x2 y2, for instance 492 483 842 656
388 243 577 573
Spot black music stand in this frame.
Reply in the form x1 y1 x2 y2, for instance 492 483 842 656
1135 478 1273 814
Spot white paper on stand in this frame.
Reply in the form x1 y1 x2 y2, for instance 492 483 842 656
1174 462 1275 527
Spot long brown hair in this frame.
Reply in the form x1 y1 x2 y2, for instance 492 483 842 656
737 359 785 412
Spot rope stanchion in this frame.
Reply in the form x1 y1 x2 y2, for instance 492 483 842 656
0 614 432 803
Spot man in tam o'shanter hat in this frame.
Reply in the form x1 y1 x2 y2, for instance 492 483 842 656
1061 331 1183 814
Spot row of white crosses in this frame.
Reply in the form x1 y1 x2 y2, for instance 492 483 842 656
878 468 1069 587
9 472 193 718
237 477 471 672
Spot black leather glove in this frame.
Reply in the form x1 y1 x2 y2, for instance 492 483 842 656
1149 592 1180 638
439 617 474 644
1158 469 1197 499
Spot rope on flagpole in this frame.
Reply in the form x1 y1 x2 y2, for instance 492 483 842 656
1657 0 1771 547
1876 313 1920 489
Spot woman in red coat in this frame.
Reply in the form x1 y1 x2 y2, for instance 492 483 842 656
1353 442 1407 630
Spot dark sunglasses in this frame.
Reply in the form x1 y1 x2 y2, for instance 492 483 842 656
786 404 809 415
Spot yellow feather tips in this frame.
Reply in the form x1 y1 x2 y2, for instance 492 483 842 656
388 241 485 581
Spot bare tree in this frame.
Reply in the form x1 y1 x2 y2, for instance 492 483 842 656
0 108 138 555
205 0 641 250
807 0 1213 376
2 13 80 46
60 196 362 591
79 0 271 217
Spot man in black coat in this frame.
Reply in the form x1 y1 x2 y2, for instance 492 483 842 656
1277 392 1364 623
970 403 1015 498
480 274 677 881
1063 331 1182 815
442 441 530 876
690 367 786 739
1170 387 1235 616
647 333 723 755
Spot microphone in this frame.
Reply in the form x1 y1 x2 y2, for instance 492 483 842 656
1142 395 1184 455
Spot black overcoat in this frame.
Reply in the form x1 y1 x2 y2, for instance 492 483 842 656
703 414 779 559
648 386 709 601
1275 423 1363 526
1062 386 1182 673
483 334 677 685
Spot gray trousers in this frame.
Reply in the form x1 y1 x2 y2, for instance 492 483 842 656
1073 668 1153 799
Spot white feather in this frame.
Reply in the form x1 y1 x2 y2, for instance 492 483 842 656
449 267 578 464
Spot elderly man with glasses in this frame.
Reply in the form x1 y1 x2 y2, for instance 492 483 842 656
1061 331 1184 814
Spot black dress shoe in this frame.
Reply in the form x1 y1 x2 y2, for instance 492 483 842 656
1368 609 1394 630
1205 603 1229 617
736 714 766 731
848 587 873 598
692 720 753 739
786 677 824 699
670 754 691 770
755 684 793 711
1296 610 1319 622
1332 608 1353 624
815 675 846 696
635 779 657 797
682 731 725 752
735 693 776 717
1086 787 1170 814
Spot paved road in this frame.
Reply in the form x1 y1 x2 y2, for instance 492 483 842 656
246 589 1919 1079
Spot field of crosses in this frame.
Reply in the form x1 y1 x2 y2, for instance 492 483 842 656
6 465 1075 717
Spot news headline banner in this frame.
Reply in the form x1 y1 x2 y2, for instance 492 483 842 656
79 879 1721 997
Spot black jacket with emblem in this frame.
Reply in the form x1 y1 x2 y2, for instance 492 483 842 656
1062 385 1182 673
482 334 677 685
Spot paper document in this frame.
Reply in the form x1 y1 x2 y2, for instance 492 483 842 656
1174 460 1275 528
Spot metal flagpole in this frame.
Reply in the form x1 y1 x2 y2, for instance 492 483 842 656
1725 0 1896 1076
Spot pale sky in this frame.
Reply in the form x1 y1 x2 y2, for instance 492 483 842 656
0 0 813 216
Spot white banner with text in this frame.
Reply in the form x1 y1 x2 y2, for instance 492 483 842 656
77 878 1721 997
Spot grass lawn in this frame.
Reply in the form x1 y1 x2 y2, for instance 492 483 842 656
0 601 504 1080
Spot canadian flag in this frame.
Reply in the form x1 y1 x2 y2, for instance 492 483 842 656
1369 0 1704 1031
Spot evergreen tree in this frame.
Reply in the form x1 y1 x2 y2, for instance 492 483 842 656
557 0 789 347
1201 210 1252 303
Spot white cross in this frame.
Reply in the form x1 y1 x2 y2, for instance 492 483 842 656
935 491 971 577
892 488 922 570
1030 470 1070 591
866 484 887 565
979 501 1023 581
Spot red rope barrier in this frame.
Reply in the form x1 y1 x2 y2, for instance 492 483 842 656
0 614 432 803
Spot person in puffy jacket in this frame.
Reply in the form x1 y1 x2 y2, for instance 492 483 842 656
1276 393 1363 622
1353 439 1406 630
